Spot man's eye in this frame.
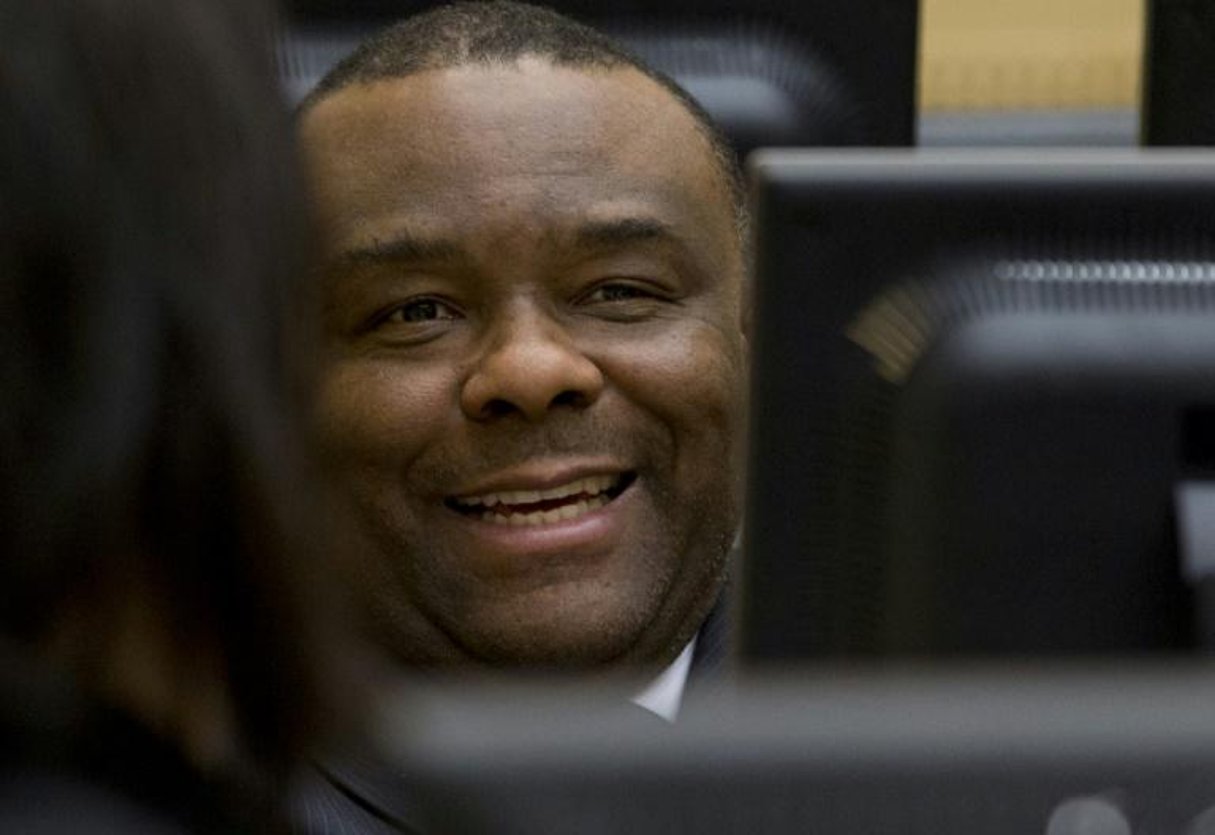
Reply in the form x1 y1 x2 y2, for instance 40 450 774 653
583 283 656 304
577 281 675 322
381 298 460 324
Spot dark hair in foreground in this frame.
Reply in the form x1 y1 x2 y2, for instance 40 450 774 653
302 0 747 228
0 0 327 782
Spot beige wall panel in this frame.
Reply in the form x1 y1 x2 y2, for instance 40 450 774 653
920 0 1145 112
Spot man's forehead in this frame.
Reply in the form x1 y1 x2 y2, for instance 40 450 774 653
301 59 734 249
301 58 711 166
300 53 746 279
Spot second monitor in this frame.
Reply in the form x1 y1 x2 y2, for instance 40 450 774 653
742 151 1215 662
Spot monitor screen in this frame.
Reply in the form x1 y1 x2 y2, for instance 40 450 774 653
741 150 1215 661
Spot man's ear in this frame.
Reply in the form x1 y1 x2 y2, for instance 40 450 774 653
738 210 754 344
738 252 753 347
740 281 752 344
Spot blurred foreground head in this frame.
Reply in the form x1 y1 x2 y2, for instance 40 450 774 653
0 0 330 786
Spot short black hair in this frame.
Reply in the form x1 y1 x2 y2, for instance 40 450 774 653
302 0 746 231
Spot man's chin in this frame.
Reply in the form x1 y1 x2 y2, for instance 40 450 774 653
451 618 654 670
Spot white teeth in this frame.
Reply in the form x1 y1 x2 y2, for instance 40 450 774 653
454 474 619 511
474 495 611 526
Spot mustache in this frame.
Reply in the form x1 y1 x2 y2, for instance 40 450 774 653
418 412 668 488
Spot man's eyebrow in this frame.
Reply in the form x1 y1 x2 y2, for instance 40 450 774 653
332 234 465 266
573 217 679 249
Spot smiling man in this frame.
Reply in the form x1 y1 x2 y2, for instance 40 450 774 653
298 1 747 696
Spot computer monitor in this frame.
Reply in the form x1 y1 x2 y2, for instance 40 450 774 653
1142 0 1215 145
277 0 918 154
741 150 1215 661
370 669 1215 835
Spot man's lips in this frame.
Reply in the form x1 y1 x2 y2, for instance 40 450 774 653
437 466 639 569
444 471 635 527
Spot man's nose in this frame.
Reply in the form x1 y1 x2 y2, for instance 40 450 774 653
459 307 605 422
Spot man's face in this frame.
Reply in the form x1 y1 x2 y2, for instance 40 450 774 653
300 58 746 669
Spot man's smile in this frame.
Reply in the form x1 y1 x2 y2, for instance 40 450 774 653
447 472 635 526
422 463 643 569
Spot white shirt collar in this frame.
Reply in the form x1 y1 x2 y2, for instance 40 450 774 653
630 637 696 722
